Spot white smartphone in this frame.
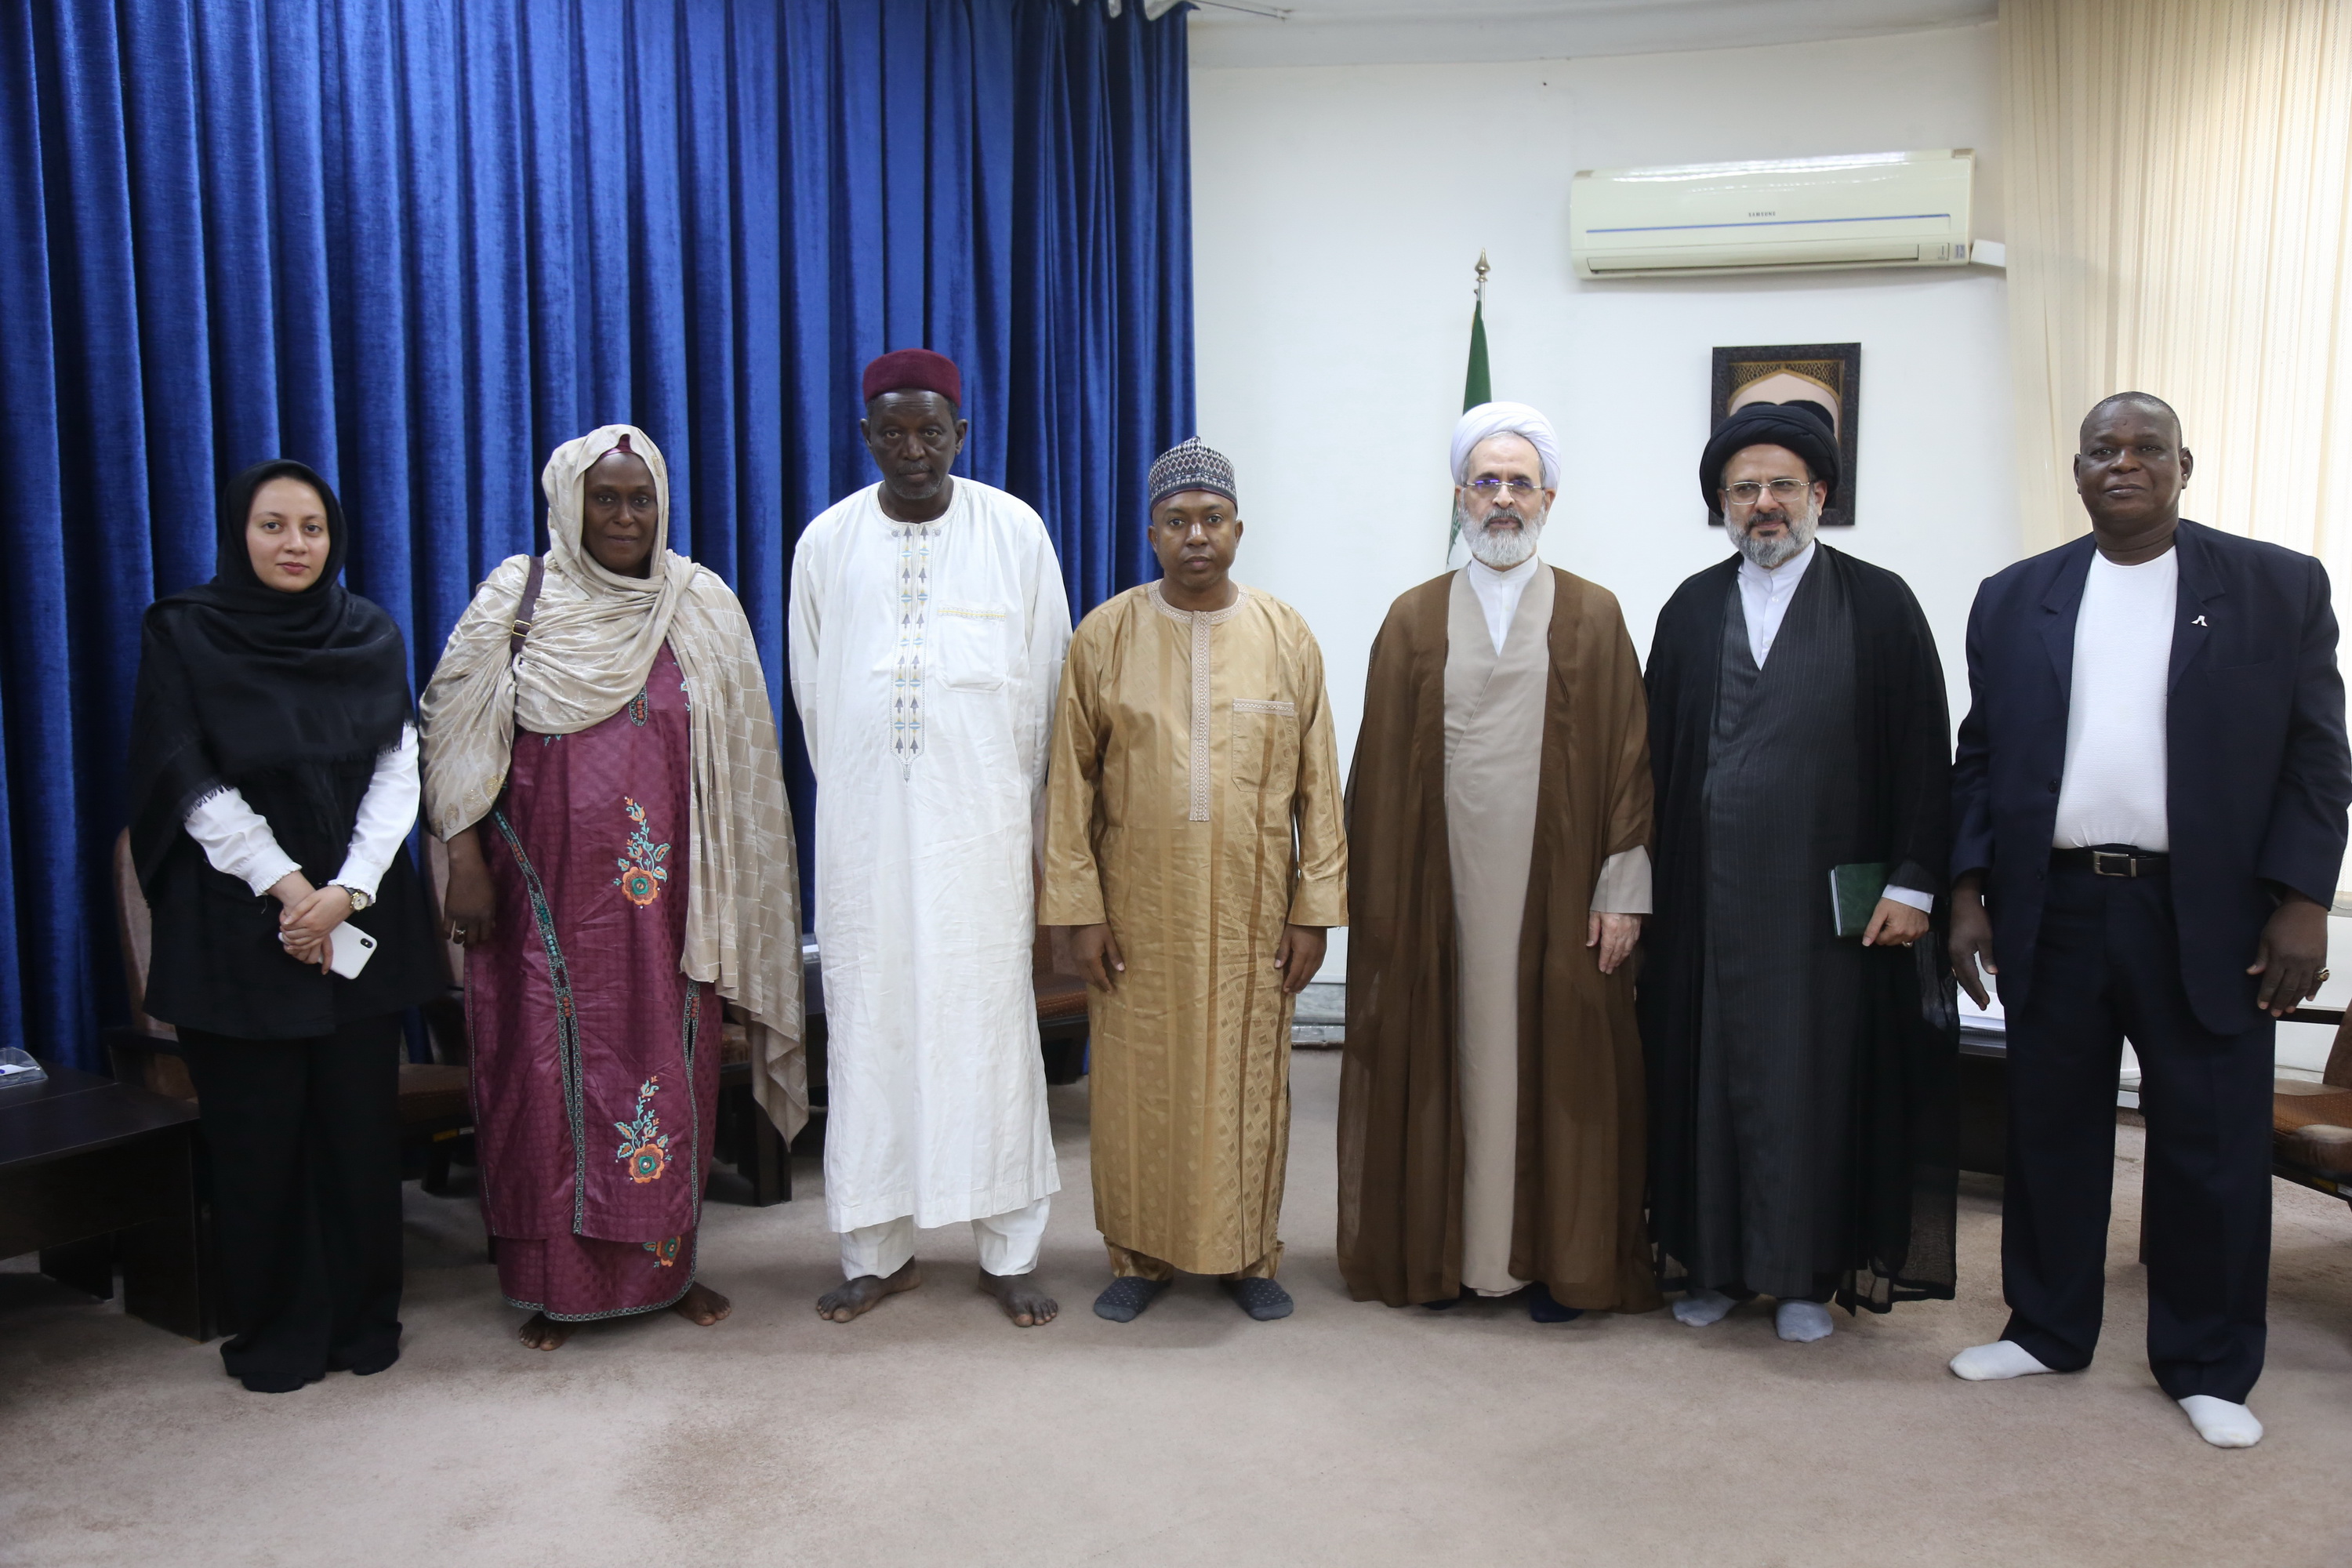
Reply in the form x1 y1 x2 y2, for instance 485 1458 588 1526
326 921 379 980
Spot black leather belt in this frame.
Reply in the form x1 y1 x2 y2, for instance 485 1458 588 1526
2051 846 2169 877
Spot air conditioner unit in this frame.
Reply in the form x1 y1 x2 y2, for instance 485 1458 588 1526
1570 150 1974 280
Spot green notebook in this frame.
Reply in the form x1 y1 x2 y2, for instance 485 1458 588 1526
1829 862 1888 940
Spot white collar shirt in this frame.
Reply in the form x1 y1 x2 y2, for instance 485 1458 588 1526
1465 553 1544 655
1735 539 1817 667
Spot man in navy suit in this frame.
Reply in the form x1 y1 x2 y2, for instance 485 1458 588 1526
1946 392 2350 1448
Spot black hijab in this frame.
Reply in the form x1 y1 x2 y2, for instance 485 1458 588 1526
127 460 413 885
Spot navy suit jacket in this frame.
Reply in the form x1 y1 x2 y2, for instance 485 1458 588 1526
1952 520 2351 1035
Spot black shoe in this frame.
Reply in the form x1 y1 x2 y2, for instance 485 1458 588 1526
1093 1276 1171 1323
1224 1277 1294 1321
1527 1282 1583 1323
235 1369 321 1394
1422 1287 1475 1311
329 1344 401 1377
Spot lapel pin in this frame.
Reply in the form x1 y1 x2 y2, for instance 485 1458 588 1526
2193 615 2209 627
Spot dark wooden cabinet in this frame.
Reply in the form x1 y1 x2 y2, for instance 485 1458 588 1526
0 1062 210 1340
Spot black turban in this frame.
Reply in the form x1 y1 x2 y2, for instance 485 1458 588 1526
1698 399 1840 508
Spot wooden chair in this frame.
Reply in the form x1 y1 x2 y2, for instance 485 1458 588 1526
408 837 474 1191
107 829 474 1188
714 1004 793 1207
2274 1005 2352 1204
104 829 193 1098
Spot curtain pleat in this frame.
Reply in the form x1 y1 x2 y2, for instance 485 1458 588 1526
0 0 1194 1069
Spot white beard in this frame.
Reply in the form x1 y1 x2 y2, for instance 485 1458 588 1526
1465 505 1546 568
1730 494 1821 569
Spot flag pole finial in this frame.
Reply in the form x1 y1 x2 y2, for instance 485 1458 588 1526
1475 249 1489 304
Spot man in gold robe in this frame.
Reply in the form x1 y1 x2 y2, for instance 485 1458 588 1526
1338 402 1660 1320
1044 438 1347 1323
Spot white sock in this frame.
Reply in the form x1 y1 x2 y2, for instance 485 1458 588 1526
1673 1288 1736 1327
1948 1340 2056 1381
1775 1300 1835 1342
2178 1395 2263 1448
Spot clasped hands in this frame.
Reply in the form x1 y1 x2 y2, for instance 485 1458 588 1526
267 870 352 972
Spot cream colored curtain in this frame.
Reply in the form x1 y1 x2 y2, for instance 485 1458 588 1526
2002 0 2352 574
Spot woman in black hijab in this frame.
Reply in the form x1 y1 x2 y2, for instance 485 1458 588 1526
129 460 440 1393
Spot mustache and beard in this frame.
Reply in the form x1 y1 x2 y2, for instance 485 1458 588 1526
1459 495 1548 568
1727 488 1823 569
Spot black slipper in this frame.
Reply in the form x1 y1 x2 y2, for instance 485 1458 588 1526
1527 1282 1583 1323
1225 1277 1294 1321
1093 1276 1171 1323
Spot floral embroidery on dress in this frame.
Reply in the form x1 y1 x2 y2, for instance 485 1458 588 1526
615 1076 670 1183
628 687 649 726
643 1235 682 1267
613 797 671 906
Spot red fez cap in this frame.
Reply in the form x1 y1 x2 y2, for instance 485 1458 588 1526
862 348 963 407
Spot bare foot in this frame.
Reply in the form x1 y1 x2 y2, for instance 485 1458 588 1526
816 1258 920 1323
518 1312 575 1351
982 1269 1057 1327
673 1281 731 1327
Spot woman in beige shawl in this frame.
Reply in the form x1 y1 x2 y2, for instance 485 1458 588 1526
420 425 802 1350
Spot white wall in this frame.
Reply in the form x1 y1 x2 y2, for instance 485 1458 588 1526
1191 20 2016 974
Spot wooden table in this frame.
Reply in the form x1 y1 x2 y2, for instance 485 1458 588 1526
0 1061 209 1340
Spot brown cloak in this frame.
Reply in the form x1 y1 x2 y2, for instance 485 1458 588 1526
1337 568 1660 1311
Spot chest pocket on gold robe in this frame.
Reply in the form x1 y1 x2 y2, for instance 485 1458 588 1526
1230 698 1300 804
935 603 1014 691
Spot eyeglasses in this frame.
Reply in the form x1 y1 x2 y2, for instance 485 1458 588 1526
1462 477 1543 499
1720 478 1815 506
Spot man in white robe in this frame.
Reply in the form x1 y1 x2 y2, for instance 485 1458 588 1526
789 348 1073 1327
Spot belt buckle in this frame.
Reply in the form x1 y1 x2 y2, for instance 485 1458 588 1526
2089 848 2135 878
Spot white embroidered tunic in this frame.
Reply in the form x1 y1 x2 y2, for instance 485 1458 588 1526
789 479 1073 1231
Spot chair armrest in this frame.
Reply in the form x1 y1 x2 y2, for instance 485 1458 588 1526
102 1026 196 1102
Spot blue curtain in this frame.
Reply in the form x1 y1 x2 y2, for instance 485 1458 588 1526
0 0 1193 1071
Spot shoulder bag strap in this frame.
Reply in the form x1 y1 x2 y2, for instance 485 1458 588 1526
508 554 546 667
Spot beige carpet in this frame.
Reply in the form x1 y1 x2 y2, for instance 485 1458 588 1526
5 1051 2352 1567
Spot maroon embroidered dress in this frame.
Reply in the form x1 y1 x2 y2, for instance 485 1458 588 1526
468 642 715 1318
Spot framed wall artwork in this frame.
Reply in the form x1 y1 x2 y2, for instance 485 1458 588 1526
1707 342 1860 526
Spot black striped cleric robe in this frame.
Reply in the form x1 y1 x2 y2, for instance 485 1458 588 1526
1641 543 1960 1312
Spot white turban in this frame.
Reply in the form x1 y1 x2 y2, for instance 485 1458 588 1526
1450 401 1561 489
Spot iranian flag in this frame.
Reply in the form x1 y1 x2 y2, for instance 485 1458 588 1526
1447 252 1492 564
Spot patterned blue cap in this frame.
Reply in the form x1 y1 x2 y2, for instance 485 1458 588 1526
1147 437 1237 514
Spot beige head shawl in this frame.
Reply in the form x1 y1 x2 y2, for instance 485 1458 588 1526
419 425 806 1138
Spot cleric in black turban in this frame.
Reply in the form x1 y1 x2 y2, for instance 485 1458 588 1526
1697 398 1841 509
1642 385 1958 1342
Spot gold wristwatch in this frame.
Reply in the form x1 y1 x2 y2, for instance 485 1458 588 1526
336 884 372 914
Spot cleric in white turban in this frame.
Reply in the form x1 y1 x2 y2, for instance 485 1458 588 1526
1450 400 1562 491
1338 400 1661 1318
